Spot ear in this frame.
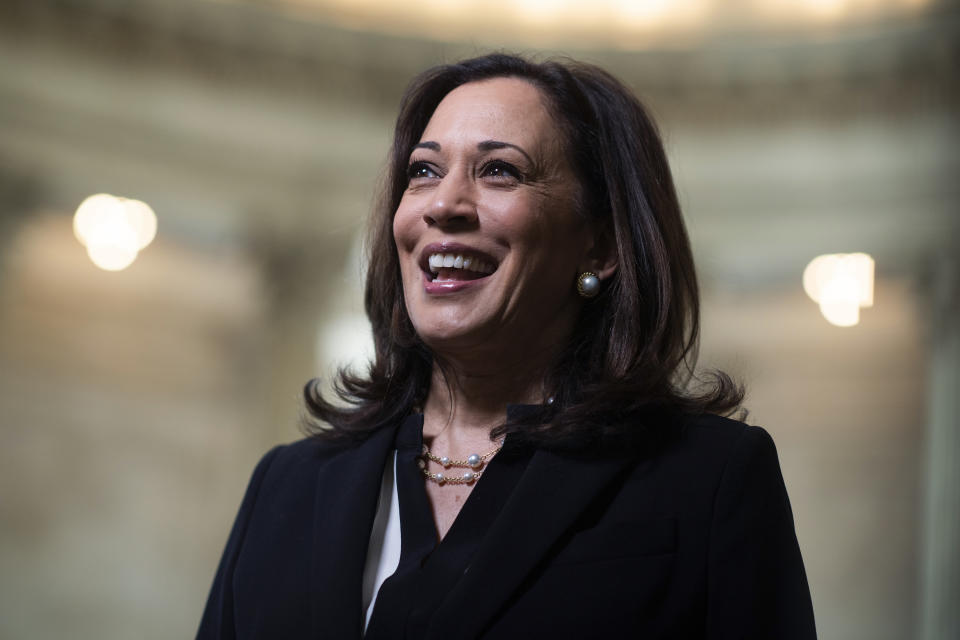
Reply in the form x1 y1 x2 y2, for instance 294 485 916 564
580 225 618 281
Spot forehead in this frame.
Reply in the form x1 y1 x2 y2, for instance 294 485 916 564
420 77 557 149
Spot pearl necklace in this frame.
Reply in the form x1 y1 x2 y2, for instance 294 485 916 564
418 438 505 485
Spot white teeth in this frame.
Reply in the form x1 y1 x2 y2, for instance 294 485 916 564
427 252 496 275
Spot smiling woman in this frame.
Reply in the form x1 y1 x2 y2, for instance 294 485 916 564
197 54 817 639
393 78 594 369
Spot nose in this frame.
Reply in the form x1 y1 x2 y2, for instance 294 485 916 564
422 171 478 228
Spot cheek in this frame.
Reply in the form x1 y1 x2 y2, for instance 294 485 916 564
392 204 416 253
509 200 584 264
392 211 423 296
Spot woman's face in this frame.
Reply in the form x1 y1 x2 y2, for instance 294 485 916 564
393 77 593 364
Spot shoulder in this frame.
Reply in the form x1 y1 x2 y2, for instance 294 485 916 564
686 413 782 477
681 415 791 510
673 415 792 523
616 413 783 506
677 413 776 461
247 422 400 489
271 433 353 464
653 412 776 467
256 434 342 468
680 411 763 441
243 435 363 495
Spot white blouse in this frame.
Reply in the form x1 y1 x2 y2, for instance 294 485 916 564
361 451 402 633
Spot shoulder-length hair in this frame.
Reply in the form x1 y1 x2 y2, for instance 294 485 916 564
304 53 742 451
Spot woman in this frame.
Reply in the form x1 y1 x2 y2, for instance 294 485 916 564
198 54 816 639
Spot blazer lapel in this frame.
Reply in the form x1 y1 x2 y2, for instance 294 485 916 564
309 424 398 639
426 447 635 640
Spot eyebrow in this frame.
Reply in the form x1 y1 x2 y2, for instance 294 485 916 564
412 141 440 152
411 140 534 166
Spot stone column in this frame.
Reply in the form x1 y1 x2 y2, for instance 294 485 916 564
254 226 358 444
920 250 960 640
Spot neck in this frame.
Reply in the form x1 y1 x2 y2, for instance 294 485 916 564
421 349 552 441
419 299 577 443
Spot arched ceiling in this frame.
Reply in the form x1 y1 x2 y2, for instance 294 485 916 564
240 0 937 50
0 0 957 286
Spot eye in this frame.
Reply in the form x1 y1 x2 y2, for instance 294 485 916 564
481 160 523 183
407 161 439 181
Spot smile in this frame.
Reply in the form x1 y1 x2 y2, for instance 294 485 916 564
427 252 495 282
419 244 499 285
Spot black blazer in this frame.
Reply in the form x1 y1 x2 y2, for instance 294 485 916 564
197 414 816 639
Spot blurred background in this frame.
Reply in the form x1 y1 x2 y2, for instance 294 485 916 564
0 0 957 638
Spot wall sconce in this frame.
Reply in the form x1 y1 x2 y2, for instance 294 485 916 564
803 253 874 327
73 194 157 271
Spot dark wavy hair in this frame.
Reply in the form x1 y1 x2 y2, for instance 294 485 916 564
303 53 743 452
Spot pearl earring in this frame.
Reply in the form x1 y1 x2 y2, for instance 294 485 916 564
577 271 600 298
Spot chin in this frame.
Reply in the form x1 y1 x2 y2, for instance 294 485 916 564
411 315 493 354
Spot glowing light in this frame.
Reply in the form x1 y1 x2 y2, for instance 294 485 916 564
120 198 158 249
73 193 157 271
617 0 689 24
801 0 849 19
803 253 874 327
276 0 933 47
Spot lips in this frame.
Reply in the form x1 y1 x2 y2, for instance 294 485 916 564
427 252 496 275
419 243 499 283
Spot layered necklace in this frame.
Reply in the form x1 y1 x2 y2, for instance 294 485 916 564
418 438 505 486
